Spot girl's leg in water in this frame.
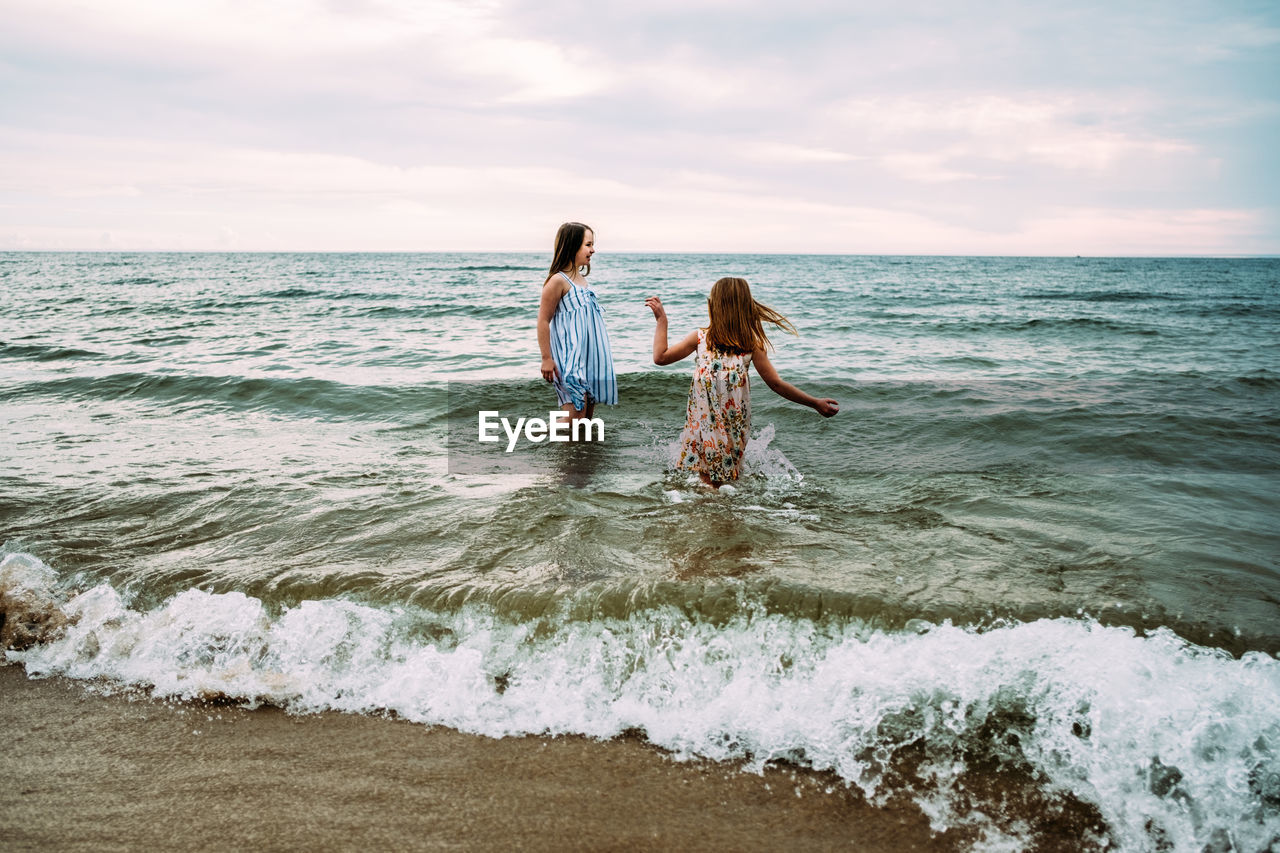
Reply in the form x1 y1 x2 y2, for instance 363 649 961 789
698 473 723 489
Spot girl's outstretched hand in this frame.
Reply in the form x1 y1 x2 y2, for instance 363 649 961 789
644 296 666 321
814 398 840 418
541 357 558 383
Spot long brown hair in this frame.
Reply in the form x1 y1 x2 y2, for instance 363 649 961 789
547 222 593 280
705 277 796 354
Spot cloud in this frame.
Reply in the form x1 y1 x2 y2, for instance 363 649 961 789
1189 20 1280 61
878 151 983 184
460 38 612 103
0 127 1266 255
837 94 1199 176
1 0 609 106
0 0 1276 253
3 0 488 57
737 142 858 165
1011 206 1268 256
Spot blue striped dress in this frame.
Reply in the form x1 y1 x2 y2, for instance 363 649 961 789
549 271 617 409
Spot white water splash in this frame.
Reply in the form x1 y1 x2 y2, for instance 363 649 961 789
4 552 1279 852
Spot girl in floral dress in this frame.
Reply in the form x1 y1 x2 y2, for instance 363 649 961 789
645 277 839 487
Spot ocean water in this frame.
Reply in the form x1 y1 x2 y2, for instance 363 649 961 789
2 251 1278 851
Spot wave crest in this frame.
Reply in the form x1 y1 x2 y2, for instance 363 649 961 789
5 553 1279 852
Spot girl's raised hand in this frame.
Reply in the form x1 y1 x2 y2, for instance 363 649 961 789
644 296 666 321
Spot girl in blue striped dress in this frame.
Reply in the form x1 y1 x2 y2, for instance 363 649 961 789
537 222 617 420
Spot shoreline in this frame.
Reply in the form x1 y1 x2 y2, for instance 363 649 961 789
1 664 963 852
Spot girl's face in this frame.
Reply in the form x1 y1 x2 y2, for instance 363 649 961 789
574 230 595 269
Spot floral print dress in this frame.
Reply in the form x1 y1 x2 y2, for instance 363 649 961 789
677 329 753 482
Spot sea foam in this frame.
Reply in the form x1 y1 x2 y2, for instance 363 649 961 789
4 551 1278 852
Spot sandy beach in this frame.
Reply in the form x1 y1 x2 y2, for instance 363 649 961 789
1 665 964 852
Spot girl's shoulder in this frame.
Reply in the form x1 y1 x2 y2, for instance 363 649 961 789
543 272 571 293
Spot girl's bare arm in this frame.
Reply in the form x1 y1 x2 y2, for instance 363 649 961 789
752 347 840 417
537 277 568 380
646 296 699 365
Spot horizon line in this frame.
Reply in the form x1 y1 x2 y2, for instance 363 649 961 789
2 249 1277 260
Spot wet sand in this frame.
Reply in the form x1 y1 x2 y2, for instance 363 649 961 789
0 665 957 852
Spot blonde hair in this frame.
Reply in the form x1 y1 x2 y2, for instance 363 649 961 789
705 277 796 354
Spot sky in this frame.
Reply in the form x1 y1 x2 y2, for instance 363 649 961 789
1 0 1277 255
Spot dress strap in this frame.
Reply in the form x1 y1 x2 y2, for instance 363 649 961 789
558 271 578 287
